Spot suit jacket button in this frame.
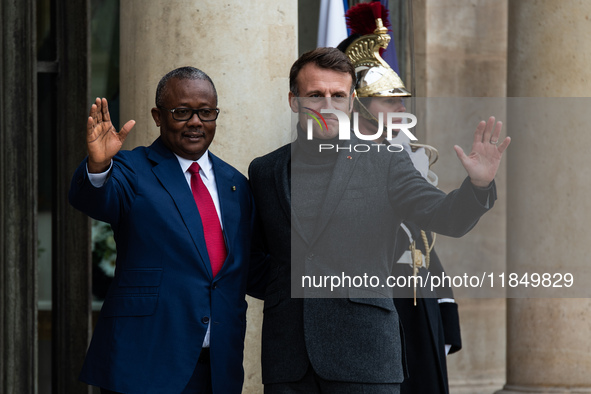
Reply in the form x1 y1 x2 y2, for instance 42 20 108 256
202 316 210 324
306 253 314 261
212 283 217 289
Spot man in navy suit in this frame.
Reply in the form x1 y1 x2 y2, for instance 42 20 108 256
69 67 265 393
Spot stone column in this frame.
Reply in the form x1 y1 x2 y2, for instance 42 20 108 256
498 1 591 393
421 1 508 392
119 1 297 392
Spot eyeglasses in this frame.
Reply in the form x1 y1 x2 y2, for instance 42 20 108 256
158 106 220 122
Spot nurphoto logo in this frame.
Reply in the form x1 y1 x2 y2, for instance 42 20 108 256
304 108 418 153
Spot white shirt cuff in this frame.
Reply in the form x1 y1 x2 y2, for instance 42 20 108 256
87 160 113 187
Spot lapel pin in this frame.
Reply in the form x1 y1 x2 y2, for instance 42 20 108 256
347 156 352 160
231 186 236 191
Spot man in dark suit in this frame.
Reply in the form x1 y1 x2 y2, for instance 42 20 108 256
69 67 265 393
248 48 509 393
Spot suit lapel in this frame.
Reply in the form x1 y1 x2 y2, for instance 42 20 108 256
309 143 359 246
148 139 213 280
209 153 236 278
278 143 309 245
273 145 291 221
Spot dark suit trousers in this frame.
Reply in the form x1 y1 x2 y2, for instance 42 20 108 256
100 348 212 394
264 365 400 394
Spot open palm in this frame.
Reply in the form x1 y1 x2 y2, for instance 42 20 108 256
454 116 511 188
87 97 135 173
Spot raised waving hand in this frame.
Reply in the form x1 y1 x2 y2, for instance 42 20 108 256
87 97 135 173
454 116 511 188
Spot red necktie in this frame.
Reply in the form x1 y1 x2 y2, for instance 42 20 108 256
188 162 227 277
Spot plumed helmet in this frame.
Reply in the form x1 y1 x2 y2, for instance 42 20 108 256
343 2 411 97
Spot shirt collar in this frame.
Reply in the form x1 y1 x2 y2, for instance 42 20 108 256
175 150 213 180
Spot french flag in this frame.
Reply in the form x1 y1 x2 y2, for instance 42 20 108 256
317 0 349 48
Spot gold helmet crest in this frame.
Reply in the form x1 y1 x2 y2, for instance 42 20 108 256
343 3 410 97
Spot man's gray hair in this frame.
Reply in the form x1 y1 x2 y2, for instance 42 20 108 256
155 66 218 107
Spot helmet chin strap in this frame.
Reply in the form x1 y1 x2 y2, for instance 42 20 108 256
354 96 378 125
353 96 399 139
